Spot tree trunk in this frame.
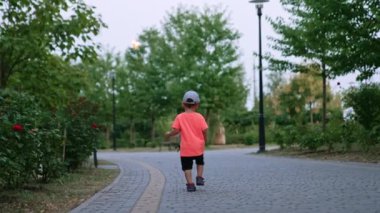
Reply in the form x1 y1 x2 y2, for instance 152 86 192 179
0 58 14 89
151 115 155 144
106 127 111 147
62 127 67 161
322 62 327 132
205 108 211 144
213 122 226 145
309 101 313 124
0 64 7 89
129 120 136 146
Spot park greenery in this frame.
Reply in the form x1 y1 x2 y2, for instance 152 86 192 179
0 0 379 190
267 0 379 151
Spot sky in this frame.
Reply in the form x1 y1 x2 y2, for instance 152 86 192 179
85 0 365 109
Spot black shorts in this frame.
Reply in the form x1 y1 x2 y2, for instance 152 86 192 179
181 155 204 171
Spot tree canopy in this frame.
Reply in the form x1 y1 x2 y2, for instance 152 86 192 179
0 0 105 88
162 6 248 118
269 0 379 79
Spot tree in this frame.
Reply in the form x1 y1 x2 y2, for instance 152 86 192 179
267 64 340 126
270 0 379 78
77 6 249 146
124 28 174 144
0 0 105 88
268 0 340 130
8 56 87 109
258 64 342 151
266 71 285 95
77 51 124 148
163 6 247 117
323 0 380 80
161 6 248 143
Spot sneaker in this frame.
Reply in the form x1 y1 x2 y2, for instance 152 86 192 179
186 183 196 192
196 176 205 186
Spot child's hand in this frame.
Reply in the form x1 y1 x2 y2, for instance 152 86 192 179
165 128 179 141
164 131 171 141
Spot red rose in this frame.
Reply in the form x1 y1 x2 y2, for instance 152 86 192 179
12 124 24 132
91 123 98 129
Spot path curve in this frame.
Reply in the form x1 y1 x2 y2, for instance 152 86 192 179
130 160 165 213
70 156 157 213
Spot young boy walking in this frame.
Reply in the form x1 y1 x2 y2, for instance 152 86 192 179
165 90 208 192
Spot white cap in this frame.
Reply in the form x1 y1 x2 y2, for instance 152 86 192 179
182 90 200 104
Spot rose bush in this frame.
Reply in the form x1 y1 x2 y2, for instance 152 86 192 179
1 91 102 189
0 90 65 187
0 90 42 187
64 97 99 170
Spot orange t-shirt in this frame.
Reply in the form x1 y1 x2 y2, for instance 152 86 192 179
172 112 208 157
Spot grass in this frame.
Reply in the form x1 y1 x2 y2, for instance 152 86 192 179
264 146 380 164
0 161 119 213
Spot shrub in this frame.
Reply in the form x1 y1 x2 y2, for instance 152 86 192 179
268 125 300 149
0 90 104 188
34 114 65 183
340 120 360 151
344 83 380 146
243 131 258 145
0 91 40 187
226 132 245 144
64 97 99 170
0 90 65 187
324 118 344 151
282 125 299 148
299 124 325 151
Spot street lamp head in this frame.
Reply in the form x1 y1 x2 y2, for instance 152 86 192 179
249 0 269 3
131 40 141 50
250 0 268 15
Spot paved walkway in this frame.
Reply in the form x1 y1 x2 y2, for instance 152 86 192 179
71 148 380 213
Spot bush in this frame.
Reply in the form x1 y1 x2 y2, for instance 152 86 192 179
268 125 300 149
35 115 65 182
243 131 258 145
299 124 325 151
270 124 330 151
0 90 103 188
268 130 284 149
64 97 99 170
0 90 64 187
0 91 40 187
226 132 245 144
344 83 380 146
324 118 344 151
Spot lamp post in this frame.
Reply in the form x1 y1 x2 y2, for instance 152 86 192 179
109 71 116 151
250 0 268 153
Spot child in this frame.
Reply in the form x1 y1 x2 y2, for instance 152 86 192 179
165 90 208 192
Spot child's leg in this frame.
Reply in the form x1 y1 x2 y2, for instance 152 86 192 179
181 157 194 184
195 155 205 177
196 165 204 178
184 170 193 184
195 155 205 185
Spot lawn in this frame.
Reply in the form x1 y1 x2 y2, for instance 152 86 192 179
264 147 380 164
0 160 119 213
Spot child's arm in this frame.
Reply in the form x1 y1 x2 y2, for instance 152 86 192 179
165 128 180 141
202 129 208 143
